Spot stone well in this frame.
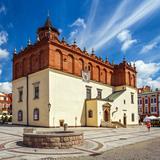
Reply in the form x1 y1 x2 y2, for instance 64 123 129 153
23 130 83 149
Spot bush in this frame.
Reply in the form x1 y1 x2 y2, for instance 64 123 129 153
1 115 8 124
8 116 12 122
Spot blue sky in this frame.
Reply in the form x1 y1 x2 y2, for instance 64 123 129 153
0 0 160 93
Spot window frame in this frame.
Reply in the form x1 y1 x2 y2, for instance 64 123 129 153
97 89 102 99
86 86 92 100
18 110 23 121
33 108 39 121
131 113 135 122
32 82 40 100
88 110 93 118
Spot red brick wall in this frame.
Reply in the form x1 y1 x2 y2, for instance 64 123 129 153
13 29 137 88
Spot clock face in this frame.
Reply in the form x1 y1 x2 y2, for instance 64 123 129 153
82 70 90 82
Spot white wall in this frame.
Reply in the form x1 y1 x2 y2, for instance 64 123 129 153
12 77 27 125
49 69 113 127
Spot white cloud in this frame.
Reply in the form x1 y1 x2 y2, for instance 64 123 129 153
0 4 6 14
0 31 8 45
0 65 2 77
0 82 12 93
70 18 86 29
68 29 78 42
134 60 160 89
140 42 157 53
140 35 160 54
0 48 9 59
117 30 137 52
76 0 160 50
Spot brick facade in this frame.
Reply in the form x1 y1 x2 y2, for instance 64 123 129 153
0 93 12 114
138 86 160 121
13 17 137 88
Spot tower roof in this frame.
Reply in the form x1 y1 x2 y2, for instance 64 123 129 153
38 16 60 35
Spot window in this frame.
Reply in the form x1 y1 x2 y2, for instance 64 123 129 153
151 98 153 103
144 106 148 113
33 82 40 99
34 86 39 99
124 99 126 104
131 93 134 104
88 110 93 118
86 86 91 99
145 98 148 104
18 110 23 121
138 106 142 113
154 98 157 103
151 105 157 113
18 87 23 102
33 108 39 121
97 89 102 99
131 113 135 122
140 99 142 104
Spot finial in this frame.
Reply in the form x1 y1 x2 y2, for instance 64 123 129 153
62 37 65 42
14 48 17 54
27 38 31 46
83 47 86 52
73 38 76 45
133 61 136 68
92 48 94 54
106 56 108 62
123 56 126 62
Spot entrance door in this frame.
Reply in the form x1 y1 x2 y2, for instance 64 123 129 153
104 110 109 122
123 113 127 126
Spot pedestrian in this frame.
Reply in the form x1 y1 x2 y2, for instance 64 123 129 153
146 121 151 132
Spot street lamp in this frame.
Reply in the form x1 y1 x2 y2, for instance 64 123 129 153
48 103 51 112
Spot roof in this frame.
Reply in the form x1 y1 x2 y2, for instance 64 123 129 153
103 90 125 102
38 16 60 35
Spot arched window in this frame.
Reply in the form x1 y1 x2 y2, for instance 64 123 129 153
18 110 23 121
33 108 39 121
88 110 93 118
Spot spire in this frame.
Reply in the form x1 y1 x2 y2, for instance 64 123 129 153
44 13 53 28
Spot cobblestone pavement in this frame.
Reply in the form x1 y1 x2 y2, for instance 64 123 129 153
57 137 160 160
0 125 160 160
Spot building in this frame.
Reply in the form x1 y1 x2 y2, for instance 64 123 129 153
0 93 12 115
138 86 160 121
12 17 138 127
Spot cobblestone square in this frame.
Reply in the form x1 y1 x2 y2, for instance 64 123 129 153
0 125 160 159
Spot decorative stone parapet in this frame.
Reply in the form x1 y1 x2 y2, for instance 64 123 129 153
23 131 83 149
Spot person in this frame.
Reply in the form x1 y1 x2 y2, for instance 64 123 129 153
146 121 151 132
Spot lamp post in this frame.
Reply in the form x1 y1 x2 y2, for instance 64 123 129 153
48 103 51 112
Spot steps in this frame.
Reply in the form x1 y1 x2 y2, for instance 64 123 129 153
101 121 125 128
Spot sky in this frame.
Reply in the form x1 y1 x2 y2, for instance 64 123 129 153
0 0 160 93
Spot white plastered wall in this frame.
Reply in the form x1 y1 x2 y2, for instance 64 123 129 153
12 77 27 125
49 69 113 127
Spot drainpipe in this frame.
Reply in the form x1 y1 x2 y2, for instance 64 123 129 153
26 75 29 126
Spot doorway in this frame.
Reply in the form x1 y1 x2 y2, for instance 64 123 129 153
104 110 109 122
